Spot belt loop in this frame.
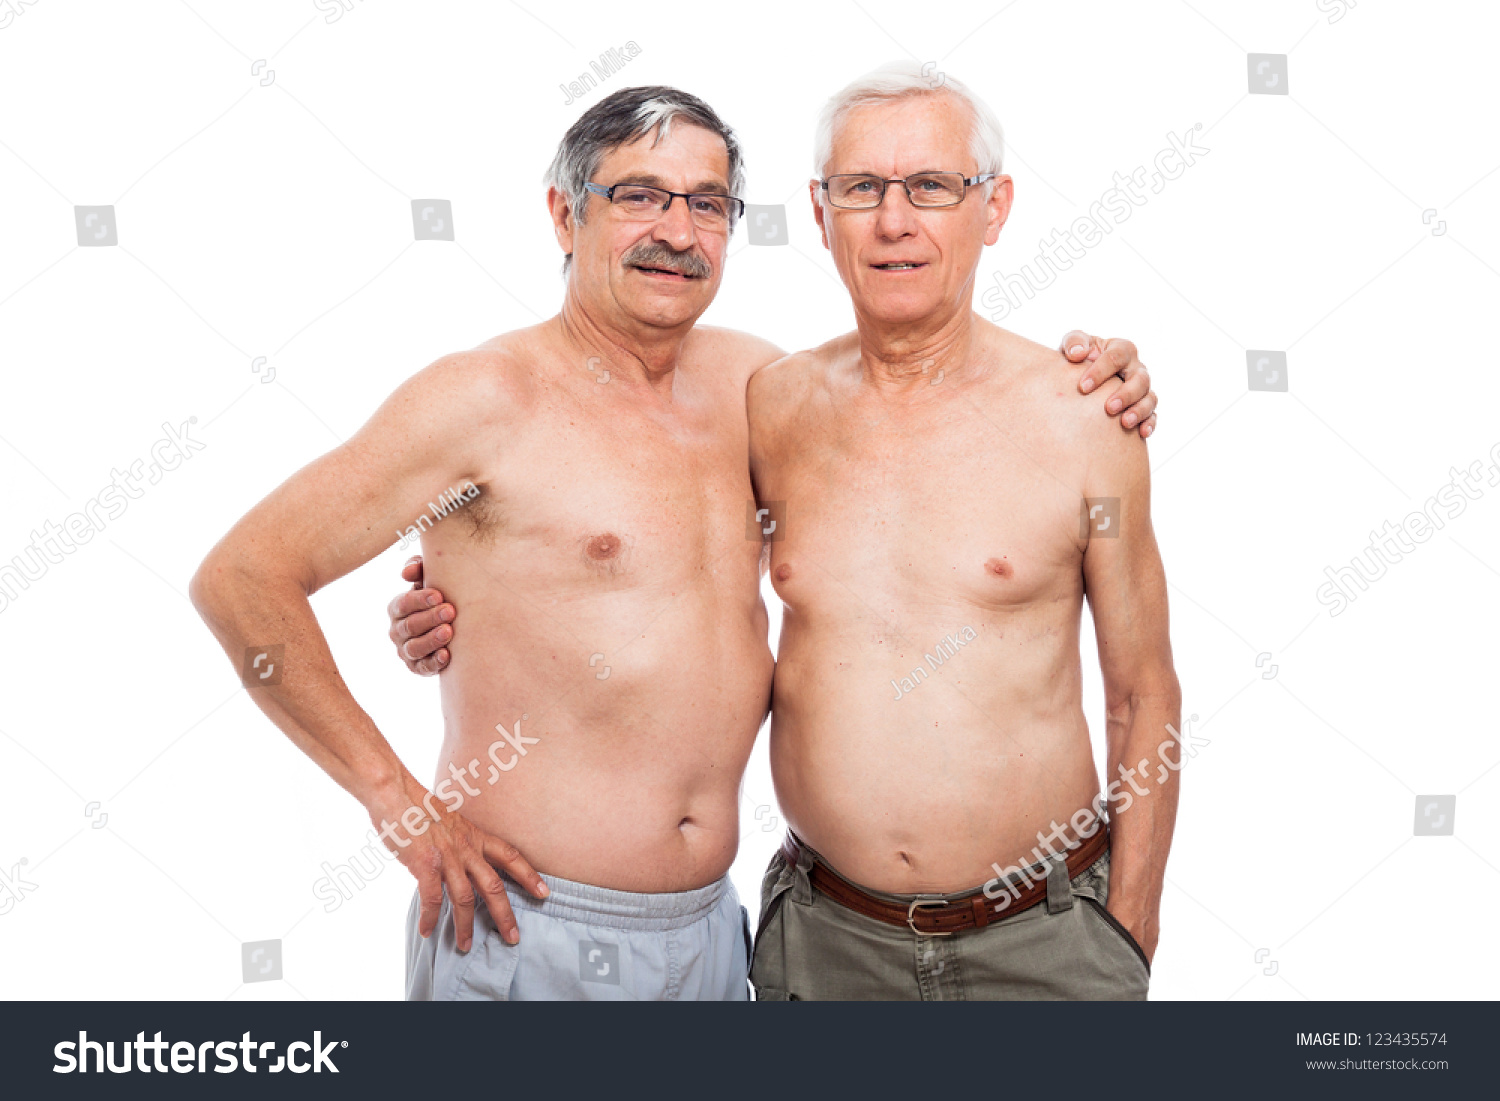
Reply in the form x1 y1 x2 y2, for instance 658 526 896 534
1046 856 1074 914
788 834 815 906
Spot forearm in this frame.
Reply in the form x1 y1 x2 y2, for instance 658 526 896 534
1103 680 1181 949
191 550 417 813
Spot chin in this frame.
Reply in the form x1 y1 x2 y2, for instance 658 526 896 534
861 292 942 326
627 295 704 328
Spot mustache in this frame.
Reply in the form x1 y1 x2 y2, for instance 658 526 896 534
622 241 712 279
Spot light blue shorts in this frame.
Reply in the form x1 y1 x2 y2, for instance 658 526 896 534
405 872 751 1001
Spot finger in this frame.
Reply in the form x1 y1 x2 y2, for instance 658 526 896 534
414 865 444 940
483 835 549 902
443 860 480 953
395 604 455 647
1059 330 1093 361
1089 340 1138 405
468 857 521 946
401 555 425 587
1120 388 1158 431
1139 411 1158 439
1077 336 1125 393
414 648 450 677
387 588 446 631
1108 363 1152 417
401 621 453 663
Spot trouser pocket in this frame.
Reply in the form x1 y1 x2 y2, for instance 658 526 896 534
749 849 798 1000
1082 896 1151 975
754 849 795 937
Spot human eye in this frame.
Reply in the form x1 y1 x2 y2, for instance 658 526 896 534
616 186 662 207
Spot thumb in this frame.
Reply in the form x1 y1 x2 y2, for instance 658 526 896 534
402 555 425 587
1059 330 1093 360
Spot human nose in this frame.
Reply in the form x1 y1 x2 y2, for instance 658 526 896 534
651 193 697 249
873 180 918 238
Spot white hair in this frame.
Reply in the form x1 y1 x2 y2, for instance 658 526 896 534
812 61 1005 187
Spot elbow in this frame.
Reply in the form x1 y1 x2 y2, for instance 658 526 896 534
1104 668 1182 728
188 547 229 626
188 541 264 625
189 540 312 629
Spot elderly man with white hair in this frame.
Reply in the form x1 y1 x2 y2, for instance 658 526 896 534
743 63 1179 1000
368 75 1164 1000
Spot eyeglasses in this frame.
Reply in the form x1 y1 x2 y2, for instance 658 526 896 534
820 172 996 210
584 181 745 231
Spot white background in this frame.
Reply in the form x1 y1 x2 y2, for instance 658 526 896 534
1 0 1497 1001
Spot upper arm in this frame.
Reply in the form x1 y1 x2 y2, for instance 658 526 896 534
1080 413 1175 707
746 351 807 478
199 353 511 595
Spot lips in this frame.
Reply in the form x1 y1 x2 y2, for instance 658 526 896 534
871 261 927 271
622 243 711 280
631 264 696 279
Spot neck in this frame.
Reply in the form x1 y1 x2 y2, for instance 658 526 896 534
855 301 979 390
557 286 692 392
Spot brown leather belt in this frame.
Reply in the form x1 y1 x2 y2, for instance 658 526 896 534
781 825 1110 936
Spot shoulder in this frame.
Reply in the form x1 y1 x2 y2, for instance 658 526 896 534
1060 354 1147 491
394 330 544 424
982 322 1093 391
747 336 852 443
684 325 786 388
982 321 1132 443
748 331 854 406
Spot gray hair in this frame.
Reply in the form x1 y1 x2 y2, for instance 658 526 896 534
813 61 1005 188
545 85 745 272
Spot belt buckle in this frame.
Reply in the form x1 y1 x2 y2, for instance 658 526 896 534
907 897 953 937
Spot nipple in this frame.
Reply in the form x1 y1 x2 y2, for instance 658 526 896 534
984 557 1012 579
586 533 622 560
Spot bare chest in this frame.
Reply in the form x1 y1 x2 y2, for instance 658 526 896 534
428 390 759 591
762 402 1087 614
